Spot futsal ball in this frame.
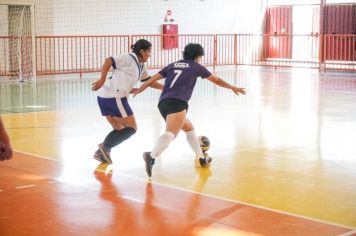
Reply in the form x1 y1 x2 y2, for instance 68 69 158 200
198 136 210 152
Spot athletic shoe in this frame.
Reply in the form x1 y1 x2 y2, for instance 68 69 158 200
93 149 107 163
143 152 155 177
98 143 112 164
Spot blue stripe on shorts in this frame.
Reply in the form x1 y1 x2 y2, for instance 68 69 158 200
97 96 133 118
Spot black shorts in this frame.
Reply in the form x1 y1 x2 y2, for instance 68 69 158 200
158 98 189 120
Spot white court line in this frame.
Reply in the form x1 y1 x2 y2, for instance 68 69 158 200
0 110 49 117
14 150 60 162
16 184 36 189
338 230 356 236
148 149 253 166
114 172 356 231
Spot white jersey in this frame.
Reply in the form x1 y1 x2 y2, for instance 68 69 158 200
97 53 150 98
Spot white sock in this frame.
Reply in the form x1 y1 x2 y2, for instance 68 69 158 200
150 132 175 159
186 130 204 159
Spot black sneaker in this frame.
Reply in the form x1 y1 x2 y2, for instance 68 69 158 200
93 149 107 163
98 143 112 164
143 152 155 177
199 152 212 167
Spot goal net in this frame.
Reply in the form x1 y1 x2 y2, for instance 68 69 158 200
0 4 34 81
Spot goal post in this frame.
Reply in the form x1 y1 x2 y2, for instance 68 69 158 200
0 1 36 82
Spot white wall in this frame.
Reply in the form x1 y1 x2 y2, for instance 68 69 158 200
1 0 266 36
0 0 267 74
51 0 265 35
0 5 8 36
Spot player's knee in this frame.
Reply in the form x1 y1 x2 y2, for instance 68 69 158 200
182 123 193 132
183 126 193 132
125 127 136 137
164 131 176 140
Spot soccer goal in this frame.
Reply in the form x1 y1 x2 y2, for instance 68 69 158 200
0 2 36 81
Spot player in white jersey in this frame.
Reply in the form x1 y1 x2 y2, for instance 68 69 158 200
91 39 163 164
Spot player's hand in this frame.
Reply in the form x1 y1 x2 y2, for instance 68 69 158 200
129 88 140 94
91 79 105 91
132 88 143 97
0 142 13 161
232 87 246 95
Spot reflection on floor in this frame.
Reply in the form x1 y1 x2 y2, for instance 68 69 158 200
1 67 356 235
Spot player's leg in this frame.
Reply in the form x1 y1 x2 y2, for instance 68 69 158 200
95 97 136 163
182 119 204 159
106 115 125 130
93 115 124 163
143 98 188 177
143 110 186 177
182 118 212 167
102 115 136 149
150 110 186 158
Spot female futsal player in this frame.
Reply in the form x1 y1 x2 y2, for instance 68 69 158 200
133 43 246 177
92 39 162 164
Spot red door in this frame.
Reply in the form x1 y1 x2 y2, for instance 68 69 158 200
324 5 355 61
264 6 292 59
354 5 356 61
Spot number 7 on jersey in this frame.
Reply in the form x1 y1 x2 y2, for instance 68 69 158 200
170 70 182 88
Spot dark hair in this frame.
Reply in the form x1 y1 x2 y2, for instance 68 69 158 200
131 39 152 57
183 43 205 60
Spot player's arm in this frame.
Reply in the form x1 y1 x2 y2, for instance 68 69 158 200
140 67 164 90
130 77 163 94
149 81 164 90
133 73 164 97
0 117 13 161
0 118 10 145
91 57 113 91
206 75 246 95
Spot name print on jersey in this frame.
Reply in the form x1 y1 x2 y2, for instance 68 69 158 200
174 62 190 69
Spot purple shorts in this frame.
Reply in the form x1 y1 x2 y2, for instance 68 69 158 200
97 96 133 118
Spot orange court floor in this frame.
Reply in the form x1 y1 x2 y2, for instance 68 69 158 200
1 67 356 236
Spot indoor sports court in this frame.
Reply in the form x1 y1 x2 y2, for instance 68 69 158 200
1 0 356 235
